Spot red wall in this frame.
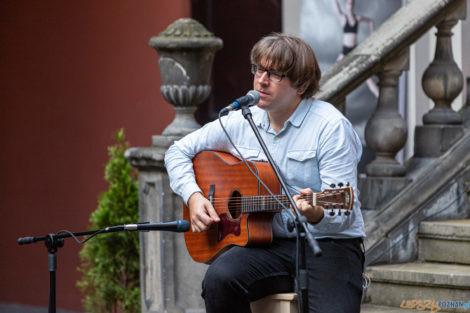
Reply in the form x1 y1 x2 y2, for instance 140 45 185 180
0 1 190 311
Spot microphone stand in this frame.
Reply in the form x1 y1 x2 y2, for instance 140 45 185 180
240 105 322 313
18 221 188 313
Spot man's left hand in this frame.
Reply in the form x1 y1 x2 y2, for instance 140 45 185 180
293 188 324 224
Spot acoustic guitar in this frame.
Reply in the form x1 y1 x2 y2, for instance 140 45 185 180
183 150 354 264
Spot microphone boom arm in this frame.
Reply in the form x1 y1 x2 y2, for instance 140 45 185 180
17 219 189 313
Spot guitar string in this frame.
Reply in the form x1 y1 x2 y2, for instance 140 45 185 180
206 193 349 204
205 189 351 211
209 195 351 215
210 201 351 208
207 198 346 206
204 193 345 201
214 204 352 216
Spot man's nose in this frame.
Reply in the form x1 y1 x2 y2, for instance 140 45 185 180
258 71 270 84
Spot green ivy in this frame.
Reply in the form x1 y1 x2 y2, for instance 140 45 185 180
77 129 140 313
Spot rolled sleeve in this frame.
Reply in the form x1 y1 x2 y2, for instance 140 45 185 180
164 115 233 204
312 118 363 236
164 144 202 204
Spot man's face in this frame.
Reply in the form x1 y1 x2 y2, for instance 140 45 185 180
253 59 303 115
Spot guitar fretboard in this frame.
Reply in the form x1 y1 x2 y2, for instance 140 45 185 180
240 194 314 213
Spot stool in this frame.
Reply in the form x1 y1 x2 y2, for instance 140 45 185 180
250 293 298 313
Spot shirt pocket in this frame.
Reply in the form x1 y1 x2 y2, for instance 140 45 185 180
233 146 261 161
286 149 320 190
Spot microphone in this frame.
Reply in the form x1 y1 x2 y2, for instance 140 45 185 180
220 90 260 114
119 220 190 232
18 236 38 245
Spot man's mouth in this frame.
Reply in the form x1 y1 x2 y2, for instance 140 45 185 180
258 90 270 96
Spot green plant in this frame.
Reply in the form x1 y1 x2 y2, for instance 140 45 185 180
77 129 140 313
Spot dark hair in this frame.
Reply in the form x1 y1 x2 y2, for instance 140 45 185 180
250 33 321 98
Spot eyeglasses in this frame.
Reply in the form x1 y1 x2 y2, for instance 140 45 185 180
251 64 289 82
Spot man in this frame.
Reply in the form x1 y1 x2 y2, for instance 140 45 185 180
165 33 365 313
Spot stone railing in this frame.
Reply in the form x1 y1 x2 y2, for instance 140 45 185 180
315 0 469 266
316 0 467 212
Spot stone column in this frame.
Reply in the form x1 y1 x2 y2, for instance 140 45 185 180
359 49 411 210
125 18 222 313
365 48 409 177
414 2 466 157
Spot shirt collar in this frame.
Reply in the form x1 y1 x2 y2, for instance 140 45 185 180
253 98 312 130
252 107 270 130
287 98 311 128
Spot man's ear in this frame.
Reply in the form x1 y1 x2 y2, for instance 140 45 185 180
297 83 308 96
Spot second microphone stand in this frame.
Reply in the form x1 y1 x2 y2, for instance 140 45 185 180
18 221 189 313
240 105 322 313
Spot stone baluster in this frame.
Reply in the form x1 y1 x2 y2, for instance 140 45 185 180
462 77 470 127
415 4 466 157
125 18 222 313
365 48 409 177
359 49 411 211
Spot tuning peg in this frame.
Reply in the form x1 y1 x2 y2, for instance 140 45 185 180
338 182 344 187
346 182 350 187
330 183 336 188
329 210 335 216
345 211 351 216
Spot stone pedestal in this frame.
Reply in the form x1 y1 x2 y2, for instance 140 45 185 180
126 147 208 313
414 125 464 157
125 18 222 313
359 176 411 210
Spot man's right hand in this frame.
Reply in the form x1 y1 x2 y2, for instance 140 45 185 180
187 192 220 233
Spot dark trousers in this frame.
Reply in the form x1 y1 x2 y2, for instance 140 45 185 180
202 238 364 313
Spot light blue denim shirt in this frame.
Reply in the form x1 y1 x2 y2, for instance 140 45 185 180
164 98 365 239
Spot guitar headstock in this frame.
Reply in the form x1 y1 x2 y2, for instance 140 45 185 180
315 183 354 216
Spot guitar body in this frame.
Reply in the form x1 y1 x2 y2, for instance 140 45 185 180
184 151 280 264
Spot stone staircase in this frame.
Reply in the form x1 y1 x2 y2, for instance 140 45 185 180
362 220 470 312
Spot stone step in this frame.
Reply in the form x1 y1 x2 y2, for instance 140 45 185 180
365 262 470 312
251 295 433 313
418 220 470 264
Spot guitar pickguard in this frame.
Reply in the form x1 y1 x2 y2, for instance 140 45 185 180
217 213 241 241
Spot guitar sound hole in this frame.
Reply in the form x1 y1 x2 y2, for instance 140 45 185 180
227 190 242 219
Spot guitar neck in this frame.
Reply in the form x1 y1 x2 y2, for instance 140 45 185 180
239 186 353 213
241 194 314 213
